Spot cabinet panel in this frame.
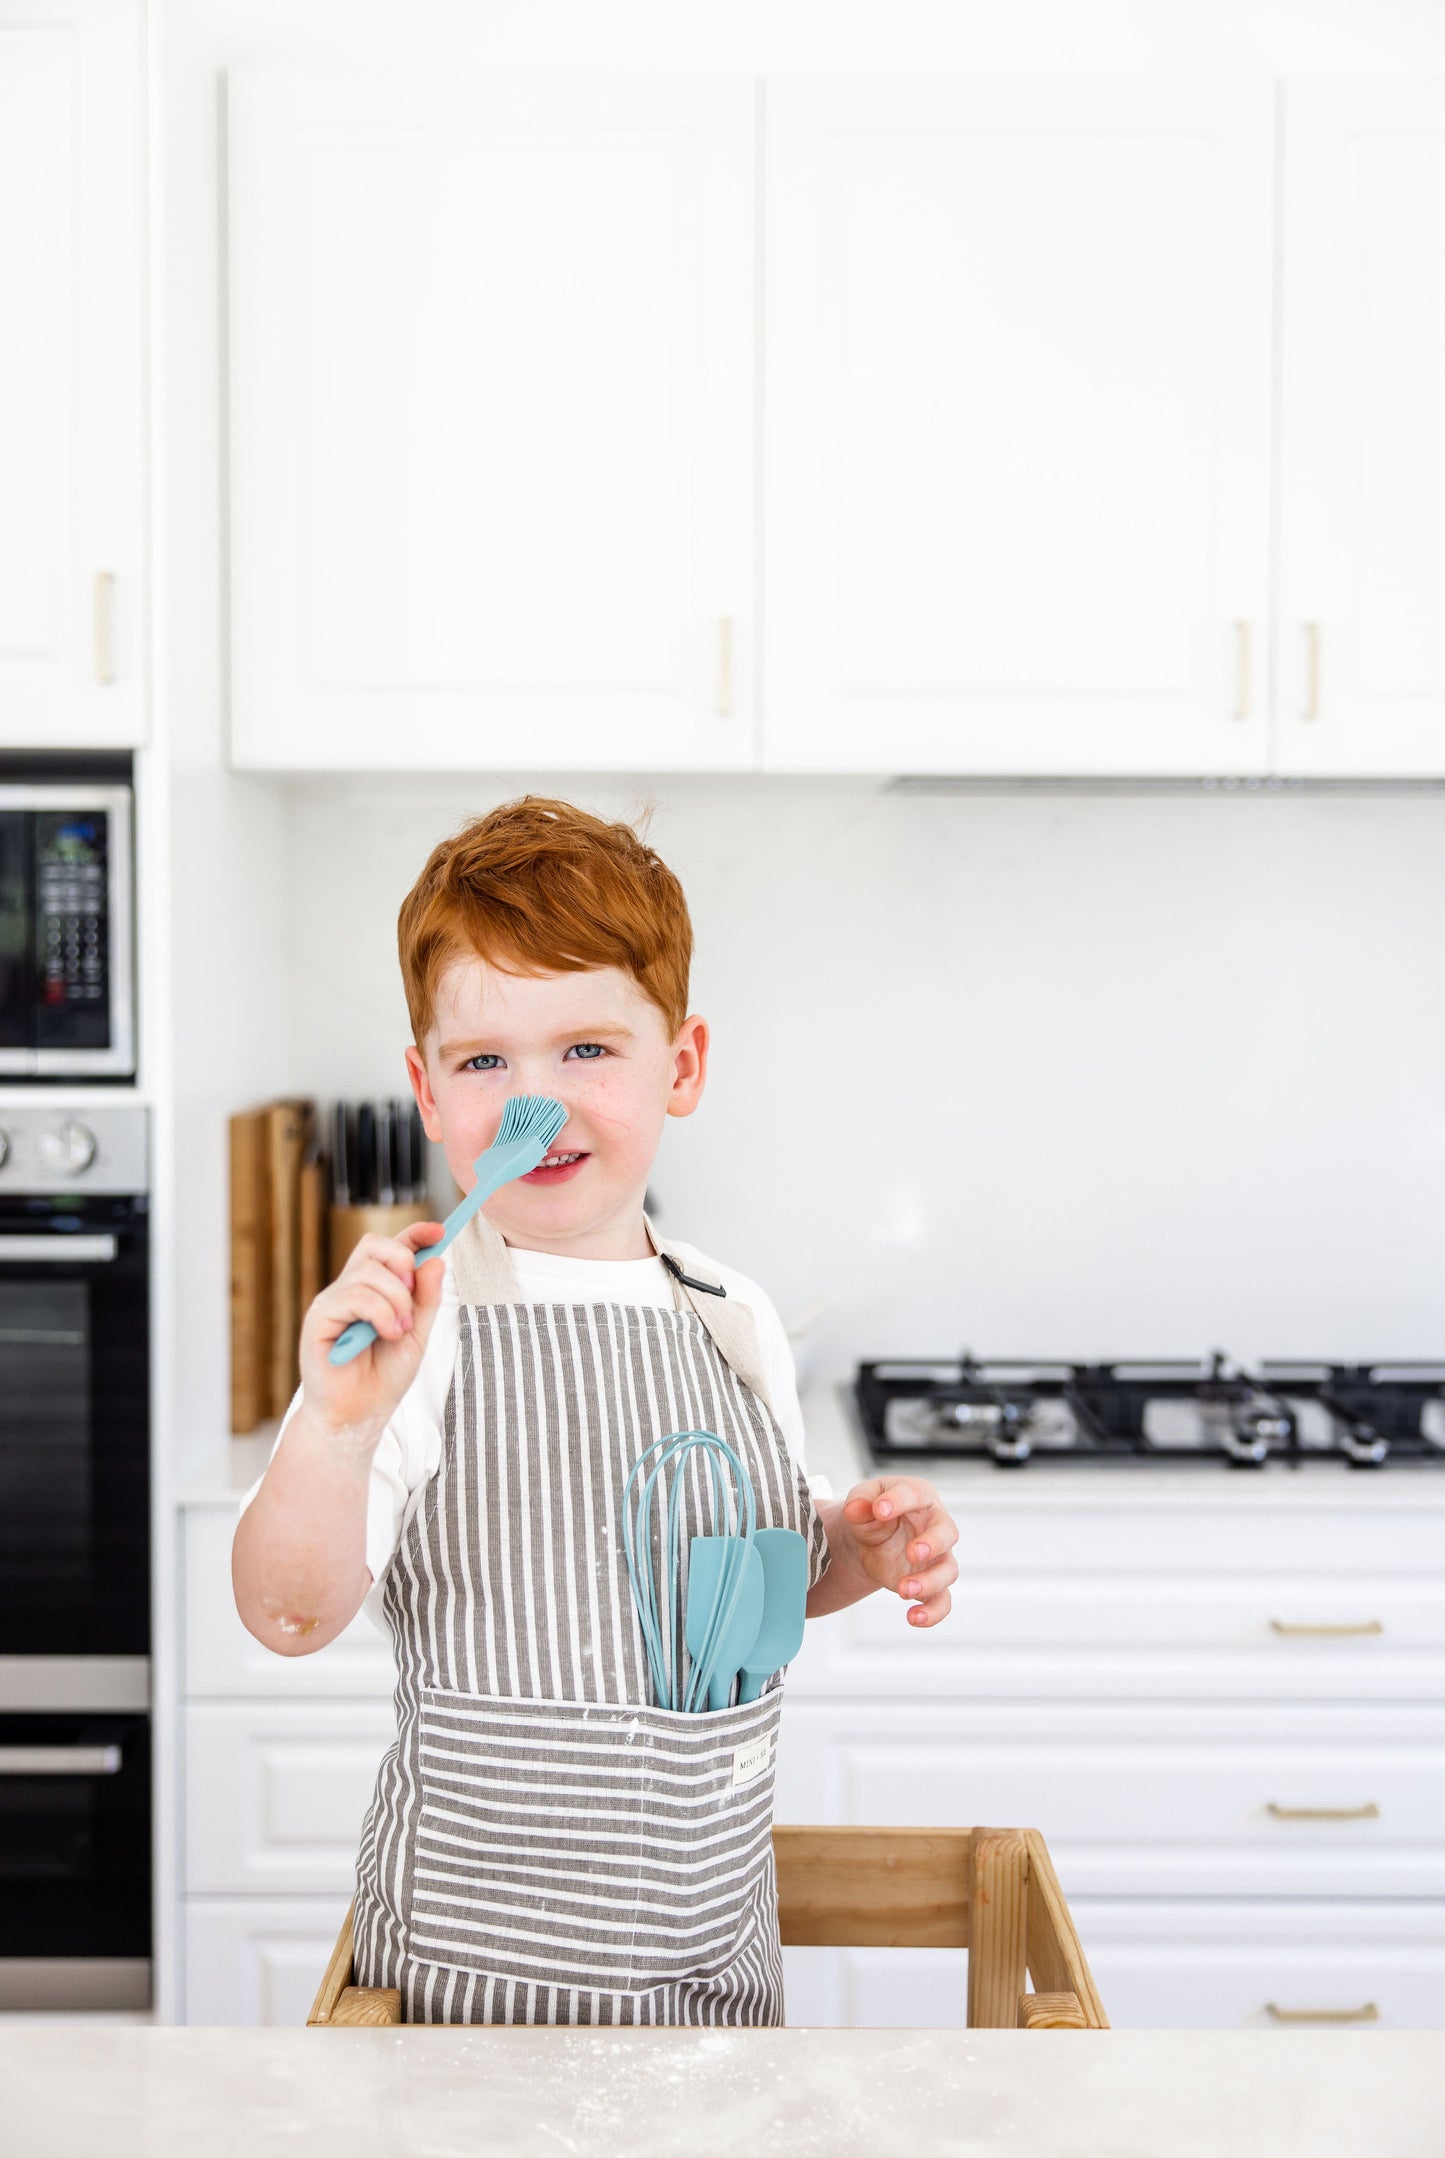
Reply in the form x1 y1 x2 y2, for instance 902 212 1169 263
1279 84 1445 775
775 1700 1445 1896
229 70 755 771
764 77 1274 775
185 1702 395 1894
785 1903 1445 2031
0 1 144 748
184 1896 351 2026
789 1568 1445 1701
184 1508 394 1699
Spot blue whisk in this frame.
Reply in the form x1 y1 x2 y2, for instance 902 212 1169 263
622 1430 757 1713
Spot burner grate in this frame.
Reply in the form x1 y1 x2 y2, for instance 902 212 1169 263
855 1354 1445 1470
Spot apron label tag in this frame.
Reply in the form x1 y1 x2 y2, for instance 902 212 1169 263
731 1734 773 1788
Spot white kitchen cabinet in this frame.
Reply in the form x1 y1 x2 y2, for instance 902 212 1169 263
776 1697 1445 1898
1277 83 1445 776
0 0 145 748
763 77 1275 777
791 1572 1445 1703
185 1897 354 2027
185 1699 395 1896
784 1902 1445 2033
227 71 756 772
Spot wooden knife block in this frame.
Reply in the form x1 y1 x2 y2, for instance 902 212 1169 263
328 1202 432 1281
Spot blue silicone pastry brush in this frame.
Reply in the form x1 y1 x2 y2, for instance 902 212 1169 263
327 1092 567 1366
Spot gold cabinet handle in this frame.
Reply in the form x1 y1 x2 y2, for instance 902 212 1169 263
1302 621 1321 719
1266 1801 1380 1822
1232 621 1251 720
1269 1619 1384 1638
716 615 733 718
1265 2002 1379 2025
94 571 115 686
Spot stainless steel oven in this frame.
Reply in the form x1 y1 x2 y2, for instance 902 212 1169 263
0 1104 150 2009
0 1713 150 2010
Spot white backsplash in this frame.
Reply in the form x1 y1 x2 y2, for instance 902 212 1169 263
277 776 1445 1378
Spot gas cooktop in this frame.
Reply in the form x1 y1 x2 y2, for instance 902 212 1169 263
855 1354 1445 1469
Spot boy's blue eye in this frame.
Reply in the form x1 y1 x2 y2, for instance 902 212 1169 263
567 1043 607 1061
463 1054 504 1072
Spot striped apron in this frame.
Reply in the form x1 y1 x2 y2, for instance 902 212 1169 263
351 1206 827 2026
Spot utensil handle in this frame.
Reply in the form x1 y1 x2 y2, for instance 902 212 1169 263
329 1317 377 1365
737 1673 764 1705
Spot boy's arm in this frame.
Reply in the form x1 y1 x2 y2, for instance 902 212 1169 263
232 1219 446 1655
232 1400 384 1653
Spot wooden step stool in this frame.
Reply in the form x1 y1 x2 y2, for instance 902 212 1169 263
308 1824 1108 2030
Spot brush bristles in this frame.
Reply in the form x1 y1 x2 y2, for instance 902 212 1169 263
497 1093 569 1152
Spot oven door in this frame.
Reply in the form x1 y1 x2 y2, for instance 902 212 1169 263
0 1197 149 1655
0 1713 150 2009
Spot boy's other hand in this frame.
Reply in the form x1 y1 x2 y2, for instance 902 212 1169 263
838 1477 959 1627
297 1220 447 1442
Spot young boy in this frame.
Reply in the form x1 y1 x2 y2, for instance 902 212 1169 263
233 796 958 2026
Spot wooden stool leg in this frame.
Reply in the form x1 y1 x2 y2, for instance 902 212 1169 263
966 1828 1029 2028
1019 1990 1088 2029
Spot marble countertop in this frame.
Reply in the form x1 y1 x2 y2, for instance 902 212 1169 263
179 1379 1445 1510
7 2027 1442 2157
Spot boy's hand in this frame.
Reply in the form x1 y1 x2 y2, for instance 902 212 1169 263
836 1476 959 1626
297 1220 447 1442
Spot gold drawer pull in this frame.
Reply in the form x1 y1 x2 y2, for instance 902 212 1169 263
1302 621 1322 719
1266 1801 1380 1822
1269 1619 1384 1638
716 615 733 717
94 570 115 685
1265 2001 1379 2025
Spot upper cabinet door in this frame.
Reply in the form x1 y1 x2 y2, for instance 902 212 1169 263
227 73 756 772
763 79 1275 776
1278 85 1445 778
0 1 144 749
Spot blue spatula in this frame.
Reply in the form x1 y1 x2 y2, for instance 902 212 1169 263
685 1536 765 1711
737 1529 809 1702
327 1092 567 1365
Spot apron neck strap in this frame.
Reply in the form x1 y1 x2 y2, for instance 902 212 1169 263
447 1206 775 1417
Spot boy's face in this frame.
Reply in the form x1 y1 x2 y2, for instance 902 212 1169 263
404 957 707 1259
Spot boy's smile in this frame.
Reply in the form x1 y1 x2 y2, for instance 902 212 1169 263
404 958 708 1261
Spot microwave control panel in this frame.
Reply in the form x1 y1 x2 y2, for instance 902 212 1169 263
34 812 110 1046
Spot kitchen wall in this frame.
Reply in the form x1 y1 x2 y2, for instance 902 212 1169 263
274 775 1445 1376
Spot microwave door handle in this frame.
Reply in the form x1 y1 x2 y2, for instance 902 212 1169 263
0 1235 118 1262
0 1745 122 1775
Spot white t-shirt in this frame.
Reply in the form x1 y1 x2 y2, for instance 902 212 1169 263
241 1239 822 1632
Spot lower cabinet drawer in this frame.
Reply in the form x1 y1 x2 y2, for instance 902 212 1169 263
185 1702 396 1895
783 1901 1445 2032
775 1701 1445 1896
789 1570 1445 1701
184 1896 353 2027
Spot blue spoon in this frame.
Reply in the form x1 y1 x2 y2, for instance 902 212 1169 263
737 1529 809 1702
327 1093 567 1365
685 1537 765 1711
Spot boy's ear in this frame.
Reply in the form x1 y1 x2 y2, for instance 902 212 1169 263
666 1014 708 1119
405 1043 444 1142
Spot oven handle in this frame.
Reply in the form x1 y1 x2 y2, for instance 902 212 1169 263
0 1236 118 1263
0 1745 122 1775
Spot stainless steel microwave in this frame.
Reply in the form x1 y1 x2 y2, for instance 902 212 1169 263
0 786 134 1078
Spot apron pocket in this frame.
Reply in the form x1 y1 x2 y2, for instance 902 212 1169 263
410 1687 783 1995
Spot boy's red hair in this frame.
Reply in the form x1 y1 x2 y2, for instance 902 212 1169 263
397 796 692 1050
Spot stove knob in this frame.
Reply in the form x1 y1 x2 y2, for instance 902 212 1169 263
38 1120 97 1177
0 1130 9 1170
